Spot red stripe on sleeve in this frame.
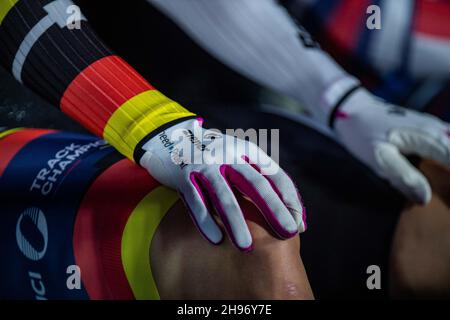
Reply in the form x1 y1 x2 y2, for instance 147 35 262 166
60 55 154 136
73 158 160 300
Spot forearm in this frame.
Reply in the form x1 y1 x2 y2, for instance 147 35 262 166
149 0 359 125
0 0 195 161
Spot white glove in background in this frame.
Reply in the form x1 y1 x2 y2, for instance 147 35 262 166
148 0 450 204
335 89 450 204
148 0 359 124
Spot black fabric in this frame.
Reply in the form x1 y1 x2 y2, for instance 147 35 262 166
0 0 53 70
0 66 85 132
75 0 262 109
21 21 112 105
0 1 113 107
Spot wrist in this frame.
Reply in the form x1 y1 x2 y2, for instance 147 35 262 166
319 77 361 129
332 88 390 142
134 116 198 164
336 88 384 117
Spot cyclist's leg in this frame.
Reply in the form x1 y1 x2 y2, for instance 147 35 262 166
390 160 450 298
151 197 313 300
0 128 313 300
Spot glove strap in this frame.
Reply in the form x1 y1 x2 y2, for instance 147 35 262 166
327 84 362 129
133 115 197 164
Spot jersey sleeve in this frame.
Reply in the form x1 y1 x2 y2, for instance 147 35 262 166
148 0 360 127
0 0 196 161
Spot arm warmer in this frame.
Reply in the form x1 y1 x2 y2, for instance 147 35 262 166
0 0 195 161
148 0 360 126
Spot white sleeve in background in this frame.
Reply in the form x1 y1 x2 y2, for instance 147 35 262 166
148 0 360 125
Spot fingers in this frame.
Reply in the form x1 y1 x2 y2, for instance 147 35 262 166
262 168 307 232
179 181 223 245
221 164 299 239
375 142 432 204
192 171 253 251
242 152 306 232
388 128 450 167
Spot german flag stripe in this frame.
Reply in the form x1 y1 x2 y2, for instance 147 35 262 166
61 55 195 160
60 55 153 137
104 90 196 161
20 20 111 105
0 0 195 161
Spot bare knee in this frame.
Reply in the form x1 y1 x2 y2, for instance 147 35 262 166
390 193 450 298
227 214 314 300
152 199 313 299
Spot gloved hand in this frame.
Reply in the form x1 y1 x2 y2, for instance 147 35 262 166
334 88 450 204
139 119 306 251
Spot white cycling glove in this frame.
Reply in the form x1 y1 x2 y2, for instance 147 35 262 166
140 119 306 251
334 88 450 204
148 0 450 205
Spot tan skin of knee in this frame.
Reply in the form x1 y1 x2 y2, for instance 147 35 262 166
390 160 450 298
150 196 314 300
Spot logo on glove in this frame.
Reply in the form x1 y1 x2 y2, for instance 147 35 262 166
155 126 280 175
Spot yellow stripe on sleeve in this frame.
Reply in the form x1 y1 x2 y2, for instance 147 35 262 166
121 186 178 300
0 127 23 139
0 0 18 24
103 89 195 160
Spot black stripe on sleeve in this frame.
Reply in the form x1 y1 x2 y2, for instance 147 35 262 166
0 0 53 70
20 20 113 106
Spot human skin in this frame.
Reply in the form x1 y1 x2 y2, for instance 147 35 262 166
150 160 450 300
390 160 450 298
151 195 314 300
148 159 449 300
0 128 310 300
